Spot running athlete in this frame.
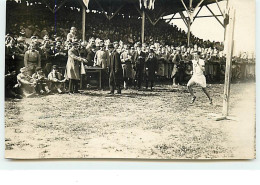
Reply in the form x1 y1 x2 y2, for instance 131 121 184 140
187 51 213 104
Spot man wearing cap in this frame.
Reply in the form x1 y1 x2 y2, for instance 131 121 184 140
32 67 51 94
48 65 66 94
187 51 213 104
107 43 123 94
132 42 146 89
24 44 41 76
53 41 67 68
17 67 37 97
15 37 27 69
65 41 88 94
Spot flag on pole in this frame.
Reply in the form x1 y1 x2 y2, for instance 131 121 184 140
83 0 90 9
139 0 155 10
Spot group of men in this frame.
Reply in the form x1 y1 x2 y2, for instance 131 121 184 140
5 26 214 104
65 39 158 95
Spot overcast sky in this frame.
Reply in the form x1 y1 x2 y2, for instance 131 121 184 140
165 0 255 56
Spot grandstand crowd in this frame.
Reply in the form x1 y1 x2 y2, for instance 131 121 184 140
5 1 255 99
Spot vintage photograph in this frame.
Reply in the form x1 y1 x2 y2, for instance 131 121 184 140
4 0 255 159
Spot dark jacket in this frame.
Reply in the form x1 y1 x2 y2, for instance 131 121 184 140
145 54 158 81
108 50 123 83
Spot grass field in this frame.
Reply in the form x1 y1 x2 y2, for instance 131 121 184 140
5 82 255 159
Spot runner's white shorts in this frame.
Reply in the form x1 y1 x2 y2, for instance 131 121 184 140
187 75 207 88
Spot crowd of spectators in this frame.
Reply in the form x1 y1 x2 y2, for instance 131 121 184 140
5 0 255 99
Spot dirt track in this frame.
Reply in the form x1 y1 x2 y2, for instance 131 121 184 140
5 83 255 159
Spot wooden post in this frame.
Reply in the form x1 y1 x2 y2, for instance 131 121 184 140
187 17 191 47
82 5 86 42
222 8 236 117
141 10 145 43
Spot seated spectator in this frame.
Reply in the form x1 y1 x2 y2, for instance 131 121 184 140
5 70 23 99
32 67 51 95
17 67 37 97
48 65 66 94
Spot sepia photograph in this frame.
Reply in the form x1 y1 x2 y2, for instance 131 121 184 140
4 0 255 159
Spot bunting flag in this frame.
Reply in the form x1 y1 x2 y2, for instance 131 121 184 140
83 0 90 9
139 0 155 10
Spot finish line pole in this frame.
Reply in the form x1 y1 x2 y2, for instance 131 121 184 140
82 4 86 42
222 8 236 118
141 10 145 43
187 18 191 47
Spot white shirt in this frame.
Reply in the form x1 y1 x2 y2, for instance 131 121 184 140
192 58 205 76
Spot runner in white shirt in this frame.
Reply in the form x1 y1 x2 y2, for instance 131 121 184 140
187 51 213 104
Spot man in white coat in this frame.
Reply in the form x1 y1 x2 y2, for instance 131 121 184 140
187 51 213 104
65 42 88 94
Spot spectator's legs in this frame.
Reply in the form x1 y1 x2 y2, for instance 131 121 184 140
74 80 80 93
69 79 73 93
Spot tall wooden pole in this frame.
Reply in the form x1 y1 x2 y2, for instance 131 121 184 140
82 5 86 42
222 8 236 117
187 17 191 47
141 10 145 43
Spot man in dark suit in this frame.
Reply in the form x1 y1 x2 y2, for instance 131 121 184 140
145 46 158 91
107 43 123 94
132 42 146 89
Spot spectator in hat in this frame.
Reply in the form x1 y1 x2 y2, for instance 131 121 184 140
132 42 146 89
107 43 123 94
17 67 37 97
24 44 41 76
65 41 88 94
86 44 96 66
48 65 66 94
145 47 158 91
30 36 38 45
19 29 26 38
33 25 41 38
94 43 109 88
32 67 51 95
15 37 27 69
25 26 33 38
120 45 133 89
40 28 49 39
94 43 107 68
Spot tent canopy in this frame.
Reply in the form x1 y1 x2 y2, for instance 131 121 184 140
8 0 223 17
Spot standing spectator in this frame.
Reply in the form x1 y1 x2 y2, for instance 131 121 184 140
120 45 133 89
65 42 87 94
107 43 123 94
40 27 49 39
145 47 157 91
132 42 146 89
25 26 33 38
66 27 77 43
24 44 41 76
